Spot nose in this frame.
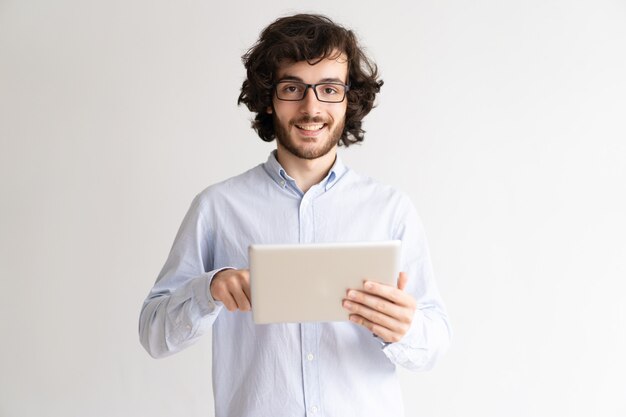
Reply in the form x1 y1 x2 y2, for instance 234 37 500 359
299 86 321 115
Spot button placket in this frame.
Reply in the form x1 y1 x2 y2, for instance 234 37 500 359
301 323 321 417
299 191 321 416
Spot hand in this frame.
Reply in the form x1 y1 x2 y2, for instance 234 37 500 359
210 269 251 312
342 272 416 343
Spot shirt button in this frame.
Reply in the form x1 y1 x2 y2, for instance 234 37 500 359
310 405 318 414
306 353 314 361
280 180 286 187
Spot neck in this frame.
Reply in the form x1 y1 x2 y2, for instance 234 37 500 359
275 145 337 194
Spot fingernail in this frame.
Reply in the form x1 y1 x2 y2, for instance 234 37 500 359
364 282 373 290
348 290 357 299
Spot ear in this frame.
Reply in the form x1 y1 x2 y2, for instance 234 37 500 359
266 106 273 114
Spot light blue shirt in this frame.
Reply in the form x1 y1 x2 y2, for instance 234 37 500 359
139 151 451 417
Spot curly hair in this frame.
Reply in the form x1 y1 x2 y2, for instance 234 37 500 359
237 14 384 147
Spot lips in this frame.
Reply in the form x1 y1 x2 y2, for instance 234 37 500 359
295 123 325 131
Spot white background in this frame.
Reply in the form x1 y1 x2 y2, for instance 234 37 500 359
1 1 625 416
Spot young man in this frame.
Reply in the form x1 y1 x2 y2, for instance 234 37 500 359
139 14 451 417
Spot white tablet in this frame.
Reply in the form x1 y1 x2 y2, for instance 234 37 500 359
249 240 401 324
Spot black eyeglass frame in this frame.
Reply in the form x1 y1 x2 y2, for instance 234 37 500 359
273 81 351 103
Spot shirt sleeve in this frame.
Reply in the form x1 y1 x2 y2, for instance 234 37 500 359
138 193 233 358
382 194 452 371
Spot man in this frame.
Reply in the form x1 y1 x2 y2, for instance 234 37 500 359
139 13 451 417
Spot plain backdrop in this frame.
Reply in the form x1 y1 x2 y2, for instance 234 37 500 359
1 0 625 416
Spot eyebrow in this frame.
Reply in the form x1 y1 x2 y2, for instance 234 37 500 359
277 75 346 84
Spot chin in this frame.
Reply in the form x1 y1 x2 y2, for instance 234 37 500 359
280 136 338 160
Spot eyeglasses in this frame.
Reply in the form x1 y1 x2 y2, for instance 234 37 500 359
274 81 350 103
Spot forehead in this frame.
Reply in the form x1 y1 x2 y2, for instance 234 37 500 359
275 53 349 82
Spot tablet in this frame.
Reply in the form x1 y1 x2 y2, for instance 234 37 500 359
249 240 401 324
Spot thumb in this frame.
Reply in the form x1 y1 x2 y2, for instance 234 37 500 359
397 272 408 291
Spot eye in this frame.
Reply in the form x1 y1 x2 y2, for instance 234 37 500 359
321 85 340 95
280 83 304 94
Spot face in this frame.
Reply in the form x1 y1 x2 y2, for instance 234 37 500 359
269 53 349 160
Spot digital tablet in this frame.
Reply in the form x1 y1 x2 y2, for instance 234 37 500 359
249 240 401 324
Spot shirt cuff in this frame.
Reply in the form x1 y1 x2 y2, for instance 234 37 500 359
380 309 428 368
191 267 236 316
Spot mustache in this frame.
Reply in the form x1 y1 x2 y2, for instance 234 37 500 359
291 116 327 125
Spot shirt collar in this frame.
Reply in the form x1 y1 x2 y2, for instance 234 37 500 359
263 150 348 192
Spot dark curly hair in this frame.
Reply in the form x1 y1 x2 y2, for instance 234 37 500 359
237 14 384 147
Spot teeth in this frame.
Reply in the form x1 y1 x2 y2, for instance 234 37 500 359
296 124 324 131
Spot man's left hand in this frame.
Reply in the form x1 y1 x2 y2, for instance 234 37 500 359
342 272 416 344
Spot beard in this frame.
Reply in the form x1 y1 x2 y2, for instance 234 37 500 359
273 114 345 160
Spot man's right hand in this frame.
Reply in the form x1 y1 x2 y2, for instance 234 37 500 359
210 269 251 312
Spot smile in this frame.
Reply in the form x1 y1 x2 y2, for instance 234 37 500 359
295 124 325 131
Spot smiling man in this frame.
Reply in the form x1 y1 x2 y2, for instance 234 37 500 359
271 57 348 161
268 53 349 193
139 14 451 417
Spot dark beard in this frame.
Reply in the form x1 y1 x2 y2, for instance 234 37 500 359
273 115 344 160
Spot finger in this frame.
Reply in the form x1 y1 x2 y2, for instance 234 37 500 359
230 279 251 311
348 314 403 344
343 299 406 334
219 291 238 312
362 281 416 309
232 291 251 311
397 272 408 291
346 289 406 322
240 270 252 307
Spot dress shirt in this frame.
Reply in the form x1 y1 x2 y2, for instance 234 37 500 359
139 151 451 417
